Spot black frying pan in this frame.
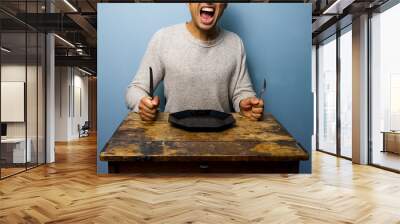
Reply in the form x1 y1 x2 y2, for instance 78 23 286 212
168 110 235 132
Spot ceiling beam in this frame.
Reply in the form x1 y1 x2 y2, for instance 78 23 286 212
55 55 96 72
322 0 356 14
67 13 97 39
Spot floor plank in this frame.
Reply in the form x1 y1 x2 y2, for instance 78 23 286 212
0 134 399 224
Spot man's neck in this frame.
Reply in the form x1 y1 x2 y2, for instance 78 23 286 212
186 21 219 42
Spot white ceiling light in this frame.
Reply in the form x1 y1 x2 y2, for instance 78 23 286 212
1 47 11 53
54 34 75 48
63 0 78 12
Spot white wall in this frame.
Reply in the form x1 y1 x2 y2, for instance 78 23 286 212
55 66 70 141
55 67 89 141
72 73 89 138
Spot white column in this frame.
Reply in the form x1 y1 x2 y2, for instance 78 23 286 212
352 14 369 164
46 32 55 163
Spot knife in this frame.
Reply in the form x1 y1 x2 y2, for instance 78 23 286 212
258 78 266 99
149 67 154 99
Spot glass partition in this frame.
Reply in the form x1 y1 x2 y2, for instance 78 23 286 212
370 3 400 171
317 35 337 155
317 25 353 160
0 1 46 179
1 31 28 177
27 31 38 169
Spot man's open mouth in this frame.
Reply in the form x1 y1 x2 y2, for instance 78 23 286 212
199 6 216 25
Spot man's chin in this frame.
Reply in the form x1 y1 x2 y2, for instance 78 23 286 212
197 23 216 32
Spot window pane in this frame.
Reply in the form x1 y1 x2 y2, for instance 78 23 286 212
340 29 352 158
1 31 28 177
26 0 40 169
318 36 337 154
27 31 38 169
371 3 400 171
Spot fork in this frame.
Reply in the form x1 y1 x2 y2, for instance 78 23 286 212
149 67 154 99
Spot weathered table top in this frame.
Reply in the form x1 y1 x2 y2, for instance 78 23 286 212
100 112 308 162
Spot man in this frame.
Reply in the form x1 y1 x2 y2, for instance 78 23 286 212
126 3 264 121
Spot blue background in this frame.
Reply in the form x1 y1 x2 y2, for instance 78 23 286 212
97 3 312 173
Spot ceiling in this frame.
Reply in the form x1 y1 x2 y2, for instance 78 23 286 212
0 0 393 74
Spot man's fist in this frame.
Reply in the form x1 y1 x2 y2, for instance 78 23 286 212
239 97 264 121
138 96 160 121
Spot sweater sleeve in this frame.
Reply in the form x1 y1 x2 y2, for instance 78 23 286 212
125 31 165 112
230 39 256 112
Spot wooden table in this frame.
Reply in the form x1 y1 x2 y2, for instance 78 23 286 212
382 131 400 154
100 112 309 173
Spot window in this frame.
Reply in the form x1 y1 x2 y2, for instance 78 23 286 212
317 25 353 159
370 2 400 171
390 74 400 130
340 27 352 158
318 35 337 154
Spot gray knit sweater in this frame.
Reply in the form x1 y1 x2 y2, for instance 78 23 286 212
126 23 256 113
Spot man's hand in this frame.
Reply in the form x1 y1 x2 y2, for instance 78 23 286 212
138 96 160 121
239 97 264 121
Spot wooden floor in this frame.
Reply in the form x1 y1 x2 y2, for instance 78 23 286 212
372 150 400 171
1 167 26 178
1 163 46 178
1 135 400 224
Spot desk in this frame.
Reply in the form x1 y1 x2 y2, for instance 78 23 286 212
1 138 31 164
100 113 309 173
382 131 400 154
